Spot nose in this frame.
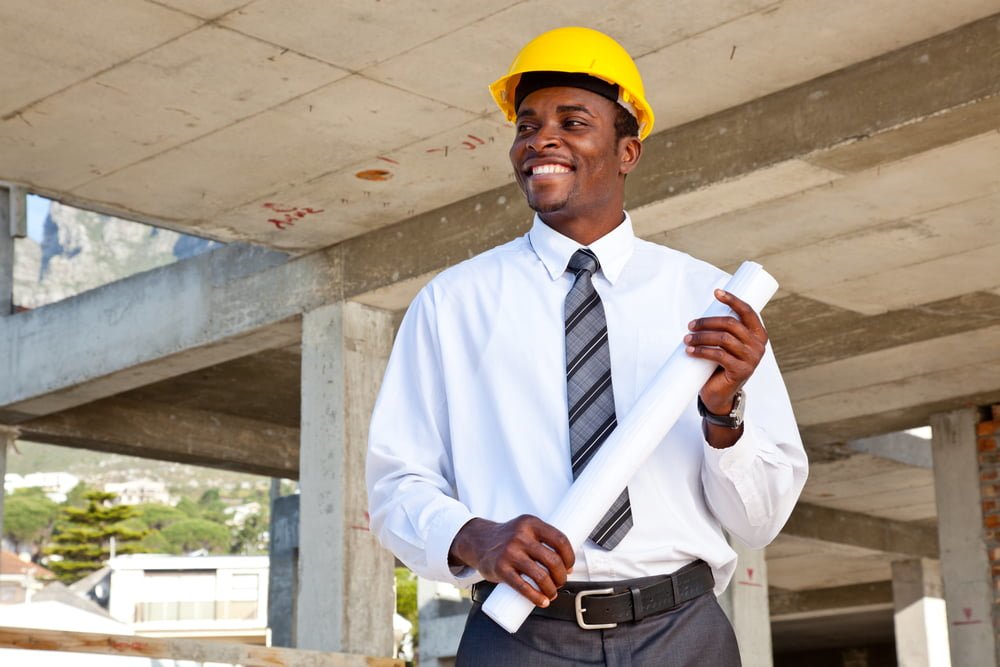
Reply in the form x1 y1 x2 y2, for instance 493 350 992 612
527 123 561 153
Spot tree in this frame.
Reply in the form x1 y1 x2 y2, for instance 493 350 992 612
395 567 418 638
43 490 147 584
2 489 60 557
161 519 230 554
230 513 267 555
135 503 187 530
196 488 227 524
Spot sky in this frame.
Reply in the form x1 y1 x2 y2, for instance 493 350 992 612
26 193 49 243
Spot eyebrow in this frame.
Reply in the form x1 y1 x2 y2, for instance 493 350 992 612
515 104 597 120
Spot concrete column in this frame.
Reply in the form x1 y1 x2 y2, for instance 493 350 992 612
417 576 471 667
930 409 997 667
720 539 773 667
1 186 12 315
0 427 17 551
891 558 951 667
296 301 395 656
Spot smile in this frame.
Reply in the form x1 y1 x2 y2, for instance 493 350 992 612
530 164 573 175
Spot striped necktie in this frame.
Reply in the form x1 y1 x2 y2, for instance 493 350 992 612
564 248 632 549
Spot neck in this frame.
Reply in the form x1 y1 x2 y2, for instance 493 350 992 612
540 210 625 246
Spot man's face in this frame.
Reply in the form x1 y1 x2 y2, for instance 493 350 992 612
509 86 634 224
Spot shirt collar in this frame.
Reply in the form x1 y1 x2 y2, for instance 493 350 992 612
528 212 636 285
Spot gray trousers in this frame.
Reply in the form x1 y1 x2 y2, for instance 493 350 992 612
455 591 741 667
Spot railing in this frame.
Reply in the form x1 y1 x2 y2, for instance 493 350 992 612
0 627 403 667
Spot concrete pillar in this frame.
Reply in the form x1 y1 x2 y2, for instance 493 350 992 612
1 186 12 315
930 408 997 667
268 493 299 648
891 558 951 667
295 301 395 656
0 427 18 554
417 576 471 667
720 539 773 667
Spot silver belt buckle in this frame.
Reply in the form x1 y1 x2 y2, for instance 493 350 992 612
574 588 617 630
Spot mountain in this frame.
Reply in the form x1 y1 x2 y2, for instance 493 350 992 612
14 199 222 310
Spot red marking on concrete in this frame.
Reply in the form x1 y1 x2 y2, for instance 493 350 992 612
377 155 400 165
746 568 754 580
953 607 982 625
265 205 325 229
268 217 295 230
467 134 485 144
262 202 297 213
356 168 393 181
462 141 477 150
736 580 764 587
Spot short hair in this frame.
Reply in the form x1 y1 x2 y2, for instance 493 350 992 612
614 104 640 142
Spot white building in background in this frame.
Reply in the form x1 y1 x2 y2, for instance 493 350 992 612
104 478 171 506
106 554 269 643
0 550 53 605
3 471 79 502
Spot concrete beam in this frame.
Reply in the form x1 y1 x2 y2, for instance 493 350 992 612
769 581 894 621
0 242 309 421
18 397 299 478
848 431 933 469
801 387 1000 447
2 15 997 419
782 503 938 559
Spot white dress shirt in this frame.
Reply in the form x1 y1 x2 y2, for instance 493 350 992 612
366 212 808 593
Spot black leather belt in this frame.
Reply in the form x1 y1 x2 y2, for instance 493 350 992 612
471 560 714 630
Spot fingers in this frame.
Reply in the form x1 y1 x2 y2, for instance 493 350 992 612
465 515 574 608
688 290 768 343
533 521 576 575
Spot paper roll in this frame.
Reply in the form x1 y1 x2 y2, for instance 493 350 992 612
481 261 780 633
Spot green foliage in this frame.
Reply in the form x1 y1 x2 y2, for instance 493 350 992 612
135 503 188 530
65 482 92 508
230 513 267 555
160 518 230 554
196 489 228 524
176 497 200 518
2 490 60 554
395 567 418 638
43 490 148 584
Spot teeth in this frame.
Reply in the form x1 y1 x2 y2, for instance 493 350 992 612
531 164 571 175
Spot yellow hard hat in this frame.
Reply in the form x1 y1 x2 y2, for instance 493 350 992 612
489 26 655 140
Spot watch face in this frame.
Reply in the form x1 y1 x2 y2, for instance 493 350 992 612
731 391 745 419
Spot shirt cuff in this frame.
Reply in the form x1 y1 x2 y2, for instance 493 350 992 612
425 503 481 587
702 421 768 526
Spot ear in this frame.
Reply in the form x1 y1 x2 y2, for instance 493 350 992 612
618 136 642 176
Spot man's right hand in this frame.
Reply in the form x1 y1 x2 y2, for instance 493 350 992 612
449 515 575 608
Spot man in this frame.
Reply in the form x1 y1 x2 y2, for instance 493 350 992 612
367 27 807 665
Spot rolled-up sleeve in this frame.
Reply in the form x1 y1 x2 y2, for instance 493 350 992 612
700 343 808 548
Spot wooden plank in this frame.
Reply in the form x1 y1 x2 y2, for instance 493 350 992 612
0 627 402 667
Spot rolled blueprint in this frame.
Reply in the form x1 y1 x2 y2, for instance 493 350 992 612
482 261 780 633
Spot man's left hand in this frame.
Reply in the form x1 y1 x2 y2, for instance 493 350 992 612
684 288 768 427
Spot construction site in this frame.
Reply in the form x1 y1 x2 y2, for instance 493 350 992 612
1 2 1000 665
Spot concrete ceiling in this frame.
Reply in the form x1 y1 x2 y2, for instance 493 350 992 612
3 0 1000 648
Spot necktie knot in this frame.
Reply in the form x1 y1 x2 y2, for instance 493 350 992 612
567 248 600 277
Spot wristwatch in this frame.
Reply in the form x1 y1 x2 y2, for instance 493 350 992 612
697 389 746 429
